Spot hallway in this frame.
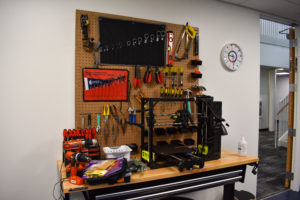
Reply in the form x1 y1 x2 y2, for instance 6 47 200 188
257 131 288 199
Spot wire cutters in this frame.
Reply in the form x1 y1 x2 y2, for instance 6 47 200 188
155 66 164 84
103 104 110 144
134 65 141 88
110 105 120 132
143 65 152 83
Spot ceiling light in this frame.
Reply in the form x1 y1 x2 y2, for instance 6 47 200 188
276 72 289 75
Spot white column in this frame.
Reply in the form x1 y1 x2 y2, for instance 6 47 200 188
292 27 300 191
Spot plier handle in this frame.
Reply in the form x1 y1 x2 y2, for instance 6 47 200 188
143 65 152 83
103 104 110 117
134 65 141 88
110 105 119 123
155 66 164 84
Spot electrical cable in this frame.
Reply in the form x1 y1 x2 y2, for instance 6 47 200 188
53 161 67 200
206 102 229 127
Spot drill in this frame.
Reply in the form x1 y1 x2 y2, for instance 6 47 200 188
63 139 97 185
65 151 91 185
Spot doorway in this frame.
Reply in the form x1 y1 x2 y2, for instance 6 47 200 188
257 19 291 199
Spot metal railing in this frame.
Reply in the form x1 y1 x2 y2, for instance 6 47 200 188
275 95 289 148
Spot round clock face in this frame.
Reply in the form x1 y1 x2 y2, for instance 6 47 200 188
221 43 243 71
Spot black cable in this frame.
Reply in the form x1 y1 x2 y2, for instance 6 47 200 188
206 102 229 127
53 161 67 200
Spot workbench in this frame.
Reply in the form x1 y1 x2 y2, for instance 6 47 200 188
57 148 258 200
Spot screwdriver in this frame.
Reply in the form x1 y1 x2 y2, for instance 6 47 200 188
160 87 164 97
171 67 175 87
164 67 169 87
179 67 183 86
173 67 178 87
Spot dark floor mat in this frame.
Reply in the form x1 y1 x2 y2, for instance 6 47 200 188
257 131 288 199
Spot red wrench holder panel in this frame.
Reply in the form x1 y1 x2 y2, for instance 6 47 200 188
83 68 129 101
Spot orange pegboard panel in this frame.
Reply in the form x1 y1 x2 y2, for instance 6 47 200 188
75 10 200 150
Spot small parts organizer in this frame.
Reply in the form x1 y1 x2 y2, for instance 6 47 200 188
83 68 129 101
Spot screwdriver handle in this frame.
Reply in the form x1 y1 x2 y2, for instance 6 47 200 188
97 114 101 127
88 114 91 128
187 102 191 114
81 115 85 129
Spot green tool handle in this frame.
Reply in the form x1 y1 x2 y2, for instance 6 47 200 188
97 114 101 126
187 102 191 113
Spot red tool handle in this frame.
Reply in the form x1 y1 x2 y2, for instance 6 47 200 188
134 78 141 88
146 72 151 83
63 129 68 141
92 128 96 139
158 72 164 83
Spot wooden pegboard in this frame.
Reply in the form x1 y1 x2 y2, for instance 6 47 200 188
75 10 200 150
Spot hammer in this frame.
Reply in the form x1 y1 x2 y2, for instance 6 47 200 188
191 85 206 95
184 89 192 113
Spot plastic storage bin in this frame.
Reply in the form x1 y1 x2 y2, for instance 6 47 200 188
103 145 132 160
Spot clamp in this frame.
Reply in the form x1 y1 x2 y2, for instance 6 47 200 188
80 14 94 50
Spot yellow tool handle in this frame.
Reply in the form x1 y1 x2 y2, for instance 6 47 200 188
186 24 196 39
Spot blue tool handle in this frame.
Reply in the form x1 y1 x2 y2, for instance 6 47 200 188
129 115 133 124
187 102 191 113
133 115 136 124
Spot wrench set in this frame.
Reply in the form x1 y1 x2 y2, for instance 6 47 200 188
99 17 166 66
101 30 165 53
83 68 129 101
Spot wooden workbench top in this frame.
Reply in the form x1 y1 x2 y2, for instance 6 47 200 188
57 148 259 194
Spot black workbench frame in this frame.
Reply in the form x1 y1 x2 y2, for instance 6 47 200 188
64 163 253 200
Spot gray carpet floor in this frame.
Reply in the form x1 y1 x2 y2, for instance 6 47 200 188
257 131 288 199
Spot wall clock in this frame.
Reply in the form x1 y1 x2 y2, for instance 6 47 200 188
221 43 243 71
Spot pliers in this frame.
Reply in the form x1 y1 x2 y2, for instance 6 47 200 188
133 65 141 88
143 65 152 83
103 104 110 144
155 66 164 84
128 107 136 124
110 105 119 133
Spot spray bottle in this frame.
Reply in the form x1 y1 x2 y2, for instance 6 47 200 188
238 136 247 156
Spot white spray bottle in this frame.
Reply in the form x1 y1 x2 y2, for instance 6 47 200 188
238 136 247 156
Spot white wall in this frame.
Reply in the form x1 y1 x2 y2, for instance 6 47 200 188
276 74 289 111
0 0 260 199
260 43 289 69
260 68 269 129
